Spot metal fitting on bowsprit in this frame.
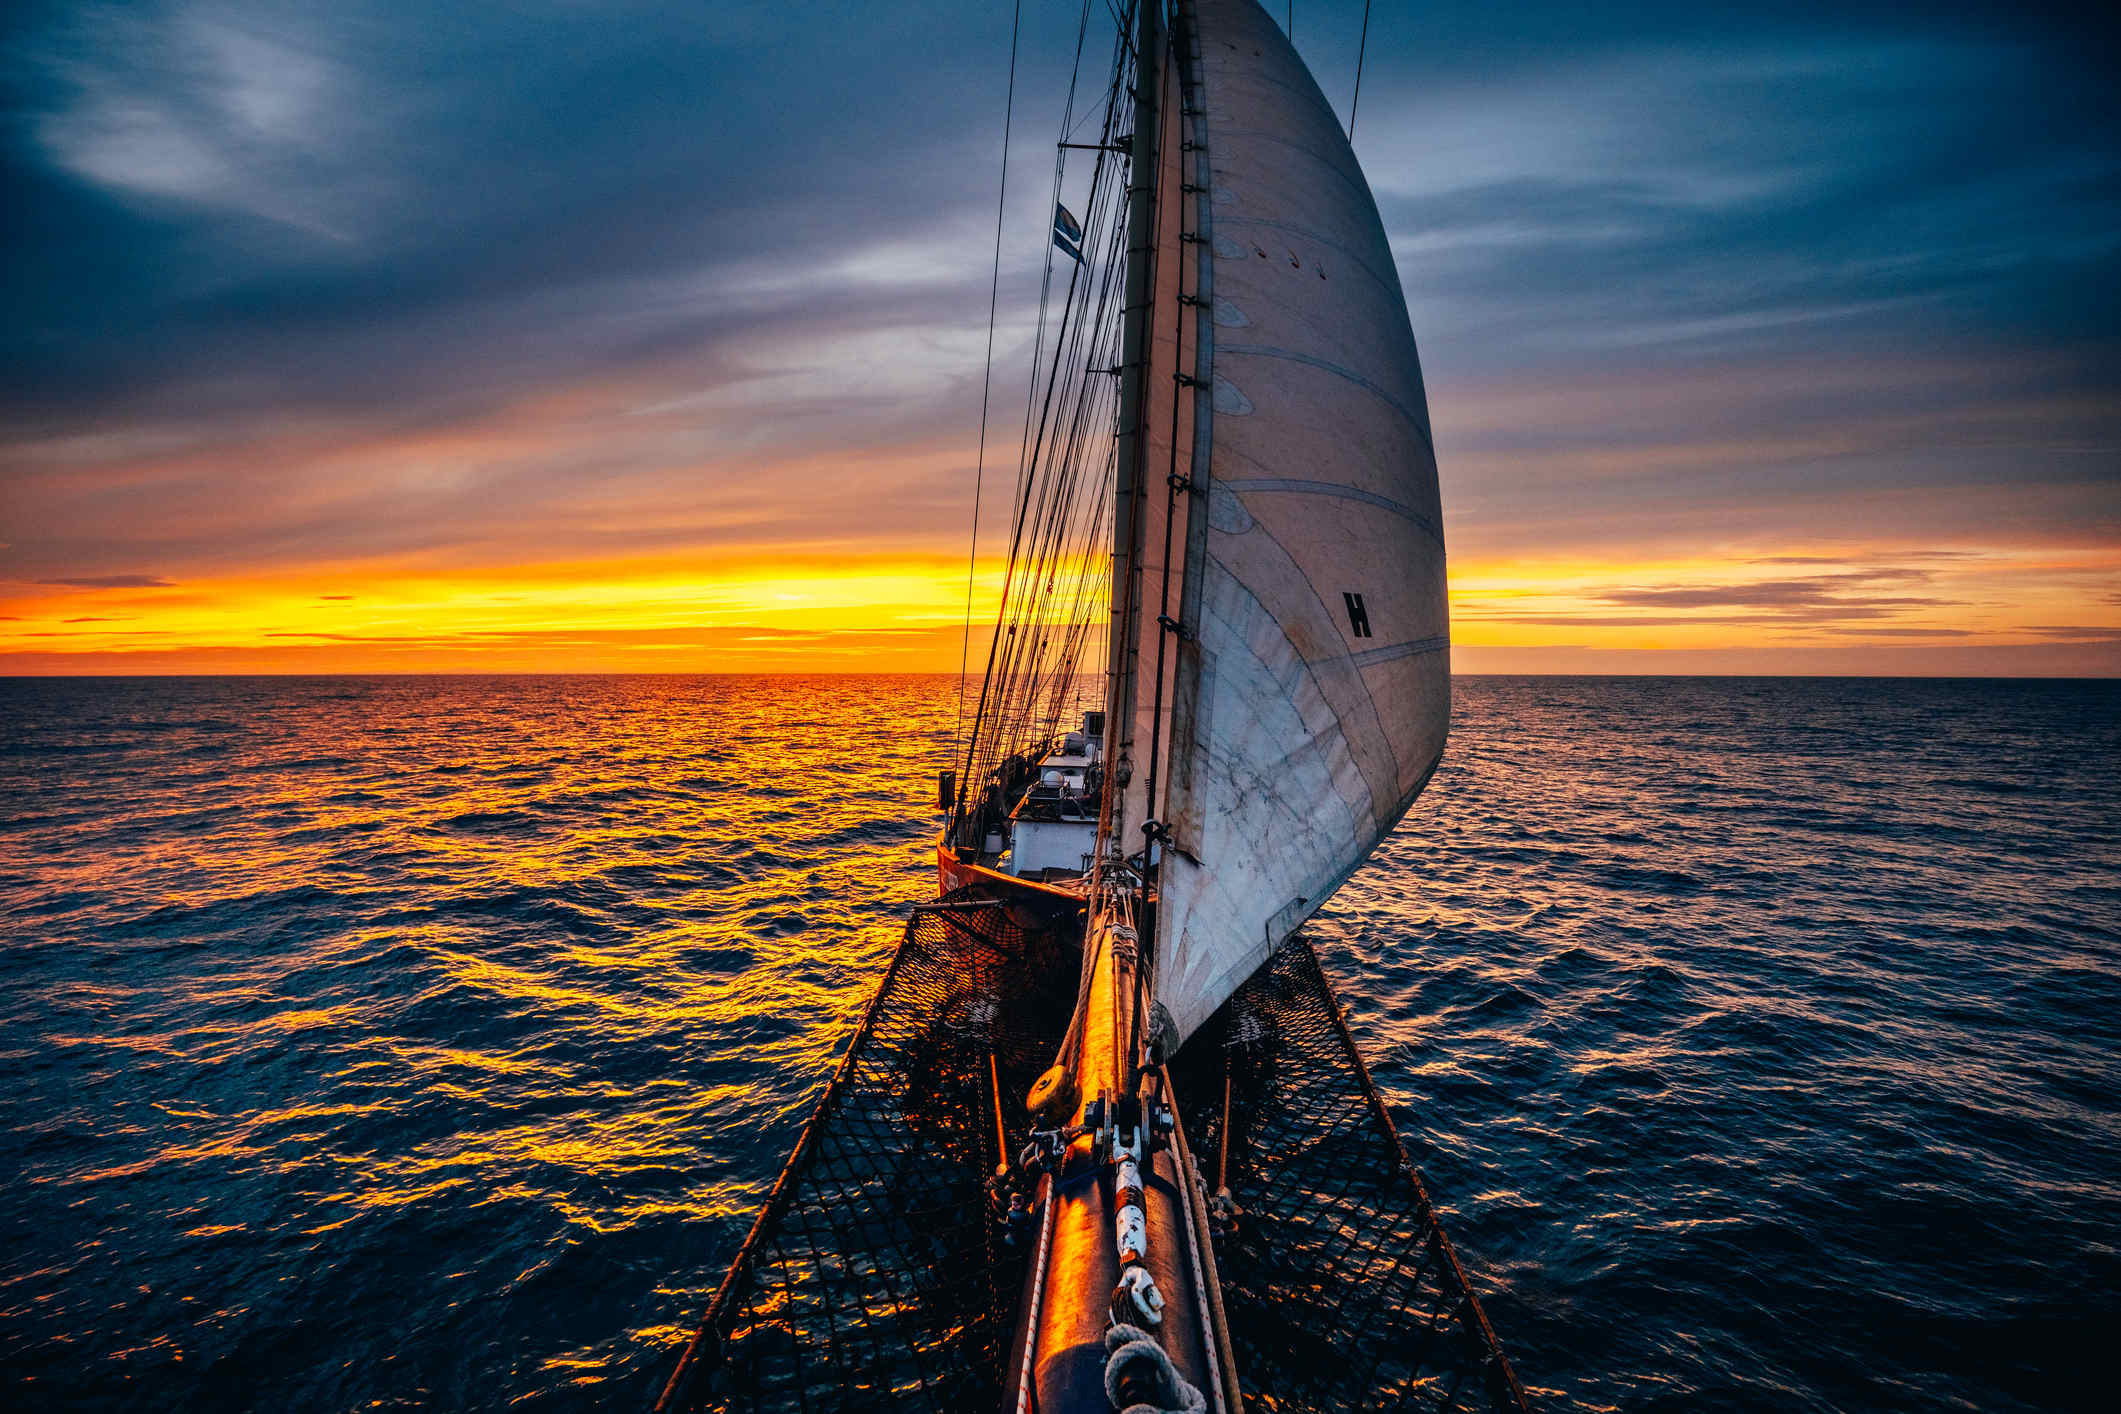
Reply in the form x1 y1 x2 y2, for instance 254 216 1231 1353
1114 1155 1148 1264
1109 1262 1165 1327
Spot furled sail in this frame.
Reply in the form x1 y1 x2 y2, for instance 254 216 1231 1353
1153 0 1450 1042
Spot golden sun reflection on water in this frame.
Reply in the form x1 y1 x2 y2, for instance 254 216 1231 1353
6 674 2115 1412
4 674 968 1405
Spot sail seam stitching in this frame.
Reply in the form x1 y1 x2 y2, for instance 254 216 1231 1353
1217 477 1444 550
1191 124 1366 201
1348 636 1449 668
1201 541 1404 842
1214 214 1400 295
1212 343 1436 455
1212 342 1433 439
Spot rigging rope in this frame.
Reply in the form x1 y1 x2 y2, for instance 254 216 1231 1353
1349 0 1373 139
957 5 1136 836
959 0 1026 777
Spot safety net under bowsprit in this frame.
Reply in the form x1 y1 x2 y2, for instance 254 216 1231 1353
655 893 1528 1413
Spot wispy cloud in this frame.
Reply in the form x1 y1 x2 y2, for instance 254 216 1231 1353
1818 627 1973 638
38 574 177 588
33 7 369 241
1594 570 1951 619
2 1 2115 673
1463 567 1957 627
2017 625 2121 641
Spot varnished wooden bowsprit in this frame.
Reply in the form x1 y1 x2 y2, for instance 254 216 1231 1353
1001 907 1221 1413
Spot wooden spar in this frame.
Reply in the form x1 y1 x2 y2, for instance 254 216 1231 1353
997 2 1228 1408
1004 904 1216 1412
1217 1064 1231 1191
652 917 922 1413
1167 1065 1242 1414
989 1053 1009 1165
1099 0 1164 859
1320 968 1532 1411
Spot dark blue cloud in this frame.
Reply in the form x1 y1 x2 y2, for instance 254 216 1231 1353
1361 23 2121 364
1 0 2115 582
9 3 2101 398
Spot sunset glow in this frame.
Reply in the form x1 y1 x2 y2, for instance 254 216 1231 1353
4 0 2114 675
0 553 1014 674
6 538 2114 675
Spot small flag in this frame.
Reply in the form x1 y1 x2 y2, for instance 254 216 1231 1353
1053 203 1084 264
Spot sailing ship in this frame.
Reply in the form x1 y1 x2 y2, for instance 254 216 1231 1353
658 3 1526 1409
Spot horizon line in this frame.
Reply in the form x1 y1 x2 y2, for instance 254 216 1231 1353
3 670 2116 682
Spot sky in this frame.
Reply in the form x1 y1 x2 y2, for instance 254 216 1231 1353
2 0 2116 675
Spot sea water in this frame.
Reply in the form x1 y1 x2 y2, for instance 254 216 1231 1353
2 675 2114 1411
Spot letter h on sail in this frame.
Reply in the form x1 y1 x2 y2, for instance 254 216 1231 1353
1343 592 1373 638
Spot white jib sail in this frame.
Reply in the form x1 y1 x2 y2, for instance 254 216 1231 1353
1154 0 1450 1043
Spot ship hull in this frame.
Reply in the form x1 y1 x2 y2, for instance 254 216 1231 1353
936 840 1092 904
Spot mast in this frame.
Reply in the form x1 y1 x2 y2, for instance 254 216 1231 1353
1007 8 1226 1413
1102 0 1164 863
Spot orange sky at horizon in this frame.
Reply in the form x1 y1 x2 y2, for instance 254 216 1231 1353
6 265 2114 679
6 539 2116 676
6 1 2118 681
8 325 2114 677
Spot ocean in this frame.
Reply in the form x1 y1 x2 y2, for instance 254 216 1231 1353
2 675 2114 1411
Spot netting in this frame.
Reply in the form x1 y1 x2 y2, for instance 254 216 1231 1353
1170 939 1530 1414
657 915 1527 1414
655 895 1081 1413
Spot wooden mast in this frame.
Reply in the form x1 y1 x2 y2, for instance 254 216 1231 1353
1100 0 1164 862
1006 6 1225 1413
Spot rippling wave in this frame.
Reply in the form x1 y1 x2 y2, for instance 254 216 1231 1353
3 675 2115 1411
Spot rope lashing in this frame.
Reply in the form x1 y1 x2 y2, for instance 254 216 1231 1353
1105 1322 1207 1414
